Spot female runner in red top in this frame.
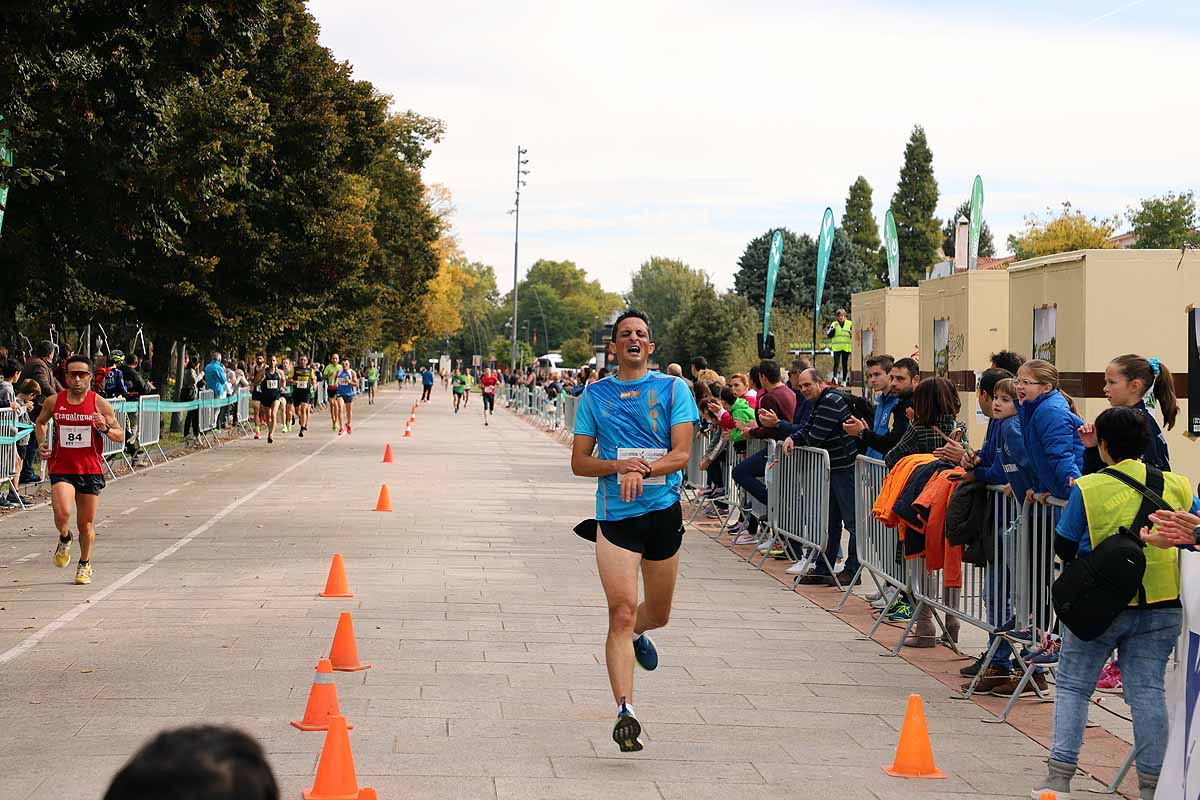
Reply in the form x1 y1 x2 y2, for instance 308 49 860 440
34 355 124 585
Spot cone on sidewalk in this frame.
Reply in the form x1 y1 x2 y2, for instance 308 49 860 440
408 413 416 424
374 484 392 512
382 443 394 463
291 659 353 731
882 694 944 778
328 611 371 672
403 421 412 438
319 554 353 598
302 715 375 800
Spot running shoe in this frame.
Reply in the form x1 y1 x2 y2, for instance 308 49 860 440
612 704 643 753
74 562 92 585
865 591 883 603
53 536 72 568
298 429 304 438
338 427 343 436
1097 662 1122 692
756 540 772 553
633 633 658 671
886 601 914 623
267 436 273 444
960 653 988 678
346 424 352 435
254 432 260 440
731 532 757 546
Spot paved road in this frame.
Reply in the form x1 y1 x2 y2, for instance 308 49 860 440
0 384 1090 799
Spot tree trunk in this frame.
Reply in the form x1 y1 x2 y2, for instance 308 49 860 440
169 340 188 433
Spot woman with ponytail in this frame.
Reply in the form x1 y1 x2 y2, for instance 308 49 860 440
1016 359 1085 502
1079 354 1176 473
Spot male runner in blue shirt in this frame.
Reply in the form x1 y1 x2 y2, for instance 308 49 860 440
571 310 699 753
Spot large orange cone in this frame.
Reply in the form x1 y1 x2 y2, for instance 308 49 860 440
320 554 353 598
882 694 945 778
403 422 412 438
328 612 371 672
1038 793 1057 800
382 444 394 463
374 484 392 512
302 715 375 800
291 659 353 731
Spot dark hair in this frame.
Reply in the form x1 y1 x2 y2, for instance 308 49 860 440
611 309 651 341
66 354 92 371
1110 354 1178 431
759 359 782 384
17 379 41 397
911 376 960 426
103 725 279 800
866 355 895 373
1094 406 1151 463
789 357 811 374
978 367 1013 397
34 340 55 358
892 357 920 378
691 356 707 371
748 365 762 390
990 350 1025 374
719 386 737 405
1 359 18 380
127 353 140 366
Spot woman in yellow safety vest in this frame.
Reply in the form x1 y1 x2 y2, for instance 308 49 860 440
1032 405 1195 800
826 308 852 385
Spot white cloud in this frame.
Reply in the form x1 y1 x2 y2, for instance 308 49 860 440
309 0 1199 292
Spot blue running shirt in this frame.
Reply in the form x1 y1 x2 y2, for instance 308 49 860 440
574 372 699 521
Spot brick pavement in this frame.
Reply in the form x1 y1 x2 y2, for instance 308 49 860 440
0 385 1113 799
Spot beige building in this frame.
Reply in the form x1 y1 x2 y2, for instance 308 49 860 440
849 287 920 383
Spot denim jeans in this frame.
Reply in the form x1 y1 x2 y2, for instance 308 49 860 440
815 467 858 575
731 448 768 505
983 518 1018 667
1050 607 1182 775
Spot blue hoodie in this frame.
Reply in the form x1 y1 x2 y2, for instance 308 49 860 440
973 417 1006 486
866 392 899 461
1019 389 1084 499
994 415 1034 500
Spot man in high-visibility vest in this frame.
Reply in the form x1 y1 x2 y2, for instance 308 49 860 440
826 308 852 385
1031 405 1195 800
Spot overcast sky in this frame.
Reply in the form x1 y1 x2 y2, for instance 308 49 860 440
308 0 1200 294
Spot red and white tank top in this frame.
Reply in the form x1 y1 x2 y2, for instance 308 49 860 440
49 391 105 475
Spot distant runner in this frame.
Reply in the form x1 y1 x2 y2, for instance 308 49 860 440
570 310 698 753
291 355 315 437
480 367 499 416
452 369 466 414
336 361 356 435
366 363 379 405
34 355 125 585
258 355 284 444
421 367 434 404
324 353 344 432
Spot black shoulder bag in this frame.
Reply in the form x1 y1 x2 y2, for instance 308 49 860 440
1051 466 1170 641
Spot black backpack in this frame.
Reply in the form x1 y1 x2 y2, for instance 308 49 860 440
1052 467 1170 641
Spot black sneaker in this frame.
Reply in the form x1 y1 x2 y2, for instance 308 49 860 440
612 705 643 753
960 653 988 678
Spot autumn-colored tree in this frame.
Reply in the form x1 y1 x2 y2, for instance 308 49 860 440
1008 202 1118 261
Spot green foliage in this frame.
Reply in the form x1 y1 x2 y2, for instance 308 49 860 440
1007 202 1118 261
891 126 941 284
626 256 712 364
733 227 871 321
559 336 593 367
941 199 995 259
505 259 622 355
1128 191 1200 249
843 176 885 282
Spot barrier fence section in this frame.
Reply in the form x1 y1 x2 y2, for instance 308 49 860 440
237 388 252 433
561 394 578 432
0 409 23 507
103 398 132 475
136 395 168 465
197 390 217 447
767 444 831 577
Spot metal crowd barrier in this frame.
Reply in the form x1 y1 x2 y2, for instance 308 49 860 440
137 394 168 465
197 389 217 448
849 456 904 613
562 394 578 432
104 398 132 475
237 388 252 433
0 409 21 506
765 444 831 576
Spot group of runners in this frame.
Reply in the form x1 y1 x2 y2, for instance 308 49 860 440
243 352 381 442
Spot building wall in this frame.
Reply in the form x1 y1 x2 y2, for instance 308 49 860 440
850 287 920 373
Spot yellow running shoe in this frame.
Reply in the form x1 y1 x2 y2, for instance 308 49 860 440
74 562 92 585
53 537 71 568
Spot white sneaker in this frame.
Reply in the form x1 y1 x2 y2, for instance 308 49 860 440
785 561 813 575
731 533 757 546
756 539 773 552
834 558 846 574
865 591 883 603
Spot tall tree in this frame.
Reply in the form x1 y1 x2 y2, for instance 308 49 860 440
1008 202 1118 261
843 176 883 283
1128 191 1200 249
941 199 996 259
891 126 941 285
733 228 871 320
626 256 711 361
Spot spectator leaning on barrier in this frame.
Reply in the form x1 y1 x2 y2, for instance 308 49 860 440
784 368 861 586
844 357 917 460
857 355 896 460
205 352 228 428
728 360 795 547
1033 406 1194 800
1017 359 1084 503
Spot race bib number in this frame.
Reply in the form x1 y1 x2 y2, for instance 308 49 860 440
266 380 279 389
295 381 308 389
339 377 350 386
59 425 93 449
617 448 667 486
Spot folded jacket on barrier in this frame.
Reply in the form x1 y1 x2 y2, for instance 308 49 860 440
944 480 994 566
912 467 964 588
872 453 936 529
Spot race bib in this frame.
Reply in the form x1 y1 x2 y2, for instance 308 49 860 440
617 448 667 485
339 377 350 386
59 425 93 449
295 381 309 389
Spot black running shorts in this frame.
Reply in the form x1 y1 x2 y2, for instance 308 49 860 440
50 474 107 495
292 389 311 405
598 502 683 561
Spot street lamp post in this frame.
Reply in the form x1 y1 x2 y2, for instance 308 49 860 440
508 146 529 373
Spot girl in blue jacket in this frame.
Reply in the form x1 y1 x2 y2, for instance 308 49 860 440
1016 360 1083 502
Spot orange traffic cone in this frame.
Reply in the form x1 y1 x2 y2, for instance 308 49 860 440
408 413 416 424
328 611 371 672
302 715 375 800
1038 793 1057 800
403 422 412 438
882 694 944 778
374 484 392 512
320 554 353 598
291 659 353 731
382 443 394 463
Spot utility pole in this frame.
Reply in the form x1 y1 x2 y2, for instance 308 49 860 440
508 146 529 372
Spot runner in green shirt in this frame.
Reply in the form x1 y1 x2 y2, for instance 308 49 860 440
366 364 379 405
323 353 344 432
452 370 467 414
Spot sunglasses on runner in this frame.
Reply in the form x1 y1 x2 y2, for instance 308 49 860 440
67 370 92 378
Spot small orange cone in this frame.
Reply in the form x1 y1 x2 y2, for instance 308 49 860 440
320 554 353 598
302 715 375 800
403 422 412 438
408 413 416 424
328 611 371 672
1038 793 1057 800
382 443 394 463
291 659 353 731
882 694 944 778
374 484 392 512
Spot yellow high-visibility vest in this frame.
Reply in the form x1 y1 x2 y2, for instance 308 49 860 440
829 320 853 352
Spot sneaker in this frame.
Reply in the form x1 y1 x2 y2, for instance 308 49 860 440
990 671 1049 697
832 570 862 587
53 537 72 568
756 540 772 552
960 653 988 678
338 427 343 436
1097 662 1122 692
785 561 813 576
633 633 658 671
731 532 757 546
1028 638 1061 666
254 432 260 440
298 429 304 438
1010 627 1035 643
795 573 834 586
886 601 914 623
966 665 1016 693
346 424 352 435
865 591 883 603
612 704 643 753
74 562 92 585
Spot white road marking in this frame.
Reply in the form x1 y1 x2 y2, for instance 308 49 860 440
182 480 195 487
143 497 159 504
120 508 137 516
15 552 38 564
163 488 178 496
